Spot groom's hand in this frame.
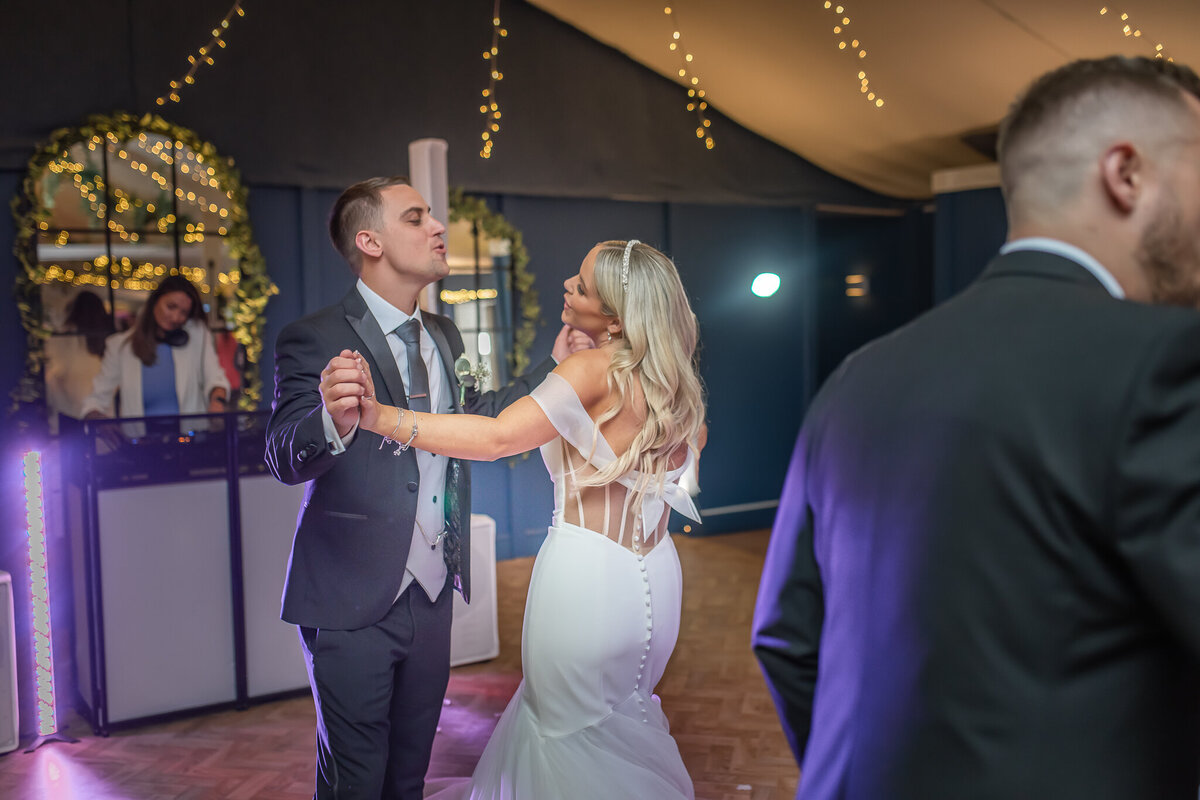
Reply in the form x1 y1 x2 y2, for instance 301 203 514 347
320 350 367 437
552 324 593 362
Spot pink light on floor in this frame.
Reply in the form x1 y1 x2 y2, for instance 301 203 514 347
22 451 60 739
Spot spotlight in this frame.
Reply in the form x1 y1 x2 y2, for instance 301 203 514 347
751 272 780 298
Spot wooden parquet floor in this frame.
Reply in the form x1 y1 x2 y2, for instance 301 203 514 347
0 529 799 800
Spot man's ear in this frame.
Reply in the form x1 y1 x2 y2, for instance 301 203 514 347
355 230 381 260
1099 141 1142 215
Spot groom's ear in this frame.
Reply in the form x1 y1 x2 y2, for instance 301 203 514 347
356 230 382 260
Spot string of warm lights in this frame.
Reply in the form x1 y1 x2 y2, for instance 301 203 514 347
157 1 245 106
1098 7 1171 61
663 6 714 150
53 135 232 237
823 1 884 109
441 287 500 305
478 1 507 159
39 257 235 294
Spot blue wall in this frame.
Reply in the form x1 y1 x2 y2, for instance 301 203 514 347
934 187 1007 303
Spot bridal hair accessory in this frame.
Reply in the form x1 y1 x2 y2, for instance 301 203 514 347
454 354 491 406
380 407 419 455
621 239 640 289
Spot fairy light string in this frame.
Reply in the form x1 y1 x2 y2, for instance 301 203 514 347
663 6 714 150
1099 7 1172 61
823 1 884 109
479 1 507 159
156 1 246 106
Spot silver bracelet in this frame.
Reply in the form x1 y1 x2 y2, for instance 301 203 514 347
399 411 419 451
380 408 405 452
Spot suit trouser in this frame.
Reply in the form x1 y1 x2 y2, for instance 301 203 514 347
299 578 453 800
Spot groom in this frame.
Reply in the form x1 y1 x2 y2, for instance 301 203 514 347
265 176 572 799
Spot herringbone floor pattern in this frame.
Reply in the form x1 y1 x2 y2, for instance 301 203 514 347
0 529 798 799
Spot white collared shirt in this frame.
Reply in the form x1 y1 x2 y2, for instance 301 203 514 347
999 237 1125 300
321 279 453 602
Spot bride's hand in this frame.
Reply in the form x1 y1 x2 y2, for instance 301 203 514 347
353 353 387 434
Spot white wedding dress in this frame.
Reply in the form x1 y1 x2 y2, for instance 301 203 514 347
429 372 701 800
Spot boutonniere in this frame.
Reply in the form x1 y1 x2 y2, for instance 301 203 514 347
454 355 491 406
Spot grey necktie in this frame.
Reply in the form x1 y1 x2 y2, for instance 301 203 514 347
395 318 431 413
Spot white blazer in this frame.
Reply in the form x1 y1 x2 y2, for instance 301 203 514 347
80 318 231 419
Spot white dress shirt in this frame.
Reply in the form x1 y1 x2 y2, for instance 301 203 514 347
1000 237 1125 299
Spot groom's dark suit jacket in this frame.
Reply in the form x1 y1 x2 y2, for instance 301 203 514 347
265 287 553 631
754 250 1200 800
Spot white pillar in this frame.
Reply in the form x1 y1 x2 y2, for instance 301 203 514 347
408 139 449 312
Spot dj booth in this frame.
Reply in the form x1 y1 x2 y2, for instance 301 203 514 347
60 412 498 734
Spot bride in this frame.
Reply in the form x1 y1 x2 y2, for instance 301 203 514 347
353 239 707 799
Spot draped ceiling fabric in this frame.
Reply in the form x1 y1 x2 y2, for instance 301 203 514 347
0 0 890 207
530 0 1200 198
5 2 1195 203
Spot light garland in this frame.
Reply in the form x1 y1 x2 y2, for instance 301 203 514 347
1098 7 1171 61
823 1 885 109
440 287 499 305
156 1 245 106
38 256 231 295
478 1 508 159
50 130 232 245
663 6 714 150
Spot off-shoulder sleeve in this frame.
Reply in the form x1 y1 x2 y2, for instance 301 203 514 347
530 372 617 466
531 372 701 524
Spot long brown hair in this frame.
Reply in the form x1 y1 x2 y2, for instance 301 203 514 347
65 290 113 357
129 275 206 366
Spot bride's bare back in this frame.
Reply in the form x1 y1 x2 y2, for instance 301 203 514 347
551 348 693 554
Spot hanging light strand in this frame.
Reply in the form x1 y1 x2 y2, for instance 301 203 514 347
663 6 715 150
479 1 507 159
823 1 885 109
156 1 246 106
1098 7 1172 61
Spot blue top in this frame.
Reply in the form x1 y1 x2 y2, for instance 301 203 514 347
141 342 180 416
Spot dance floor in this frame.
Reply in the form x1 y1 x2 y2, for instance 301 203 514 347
0 529 798 800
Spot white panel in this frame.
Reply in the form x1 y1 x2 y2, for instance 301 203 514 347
98 481 236 722
450 514 499 667
0 572 17 754
238 476 309 696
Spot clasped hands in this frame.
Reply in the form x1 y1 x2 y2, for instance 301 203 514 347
319 323 594 439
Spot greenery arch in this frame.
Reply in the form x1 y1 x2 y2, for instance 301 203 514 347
448 187 539 377
10 111 277 416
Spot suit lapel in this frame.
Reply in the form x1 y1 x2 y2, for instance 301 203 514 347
422 311 462 411
343 289 408 409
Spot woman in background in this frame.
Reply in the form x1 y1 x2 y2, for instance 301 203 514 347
81 274 230 420
45 290 113 423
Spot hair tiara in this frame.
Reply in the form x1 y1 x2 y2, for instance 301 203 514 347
621 240 640 289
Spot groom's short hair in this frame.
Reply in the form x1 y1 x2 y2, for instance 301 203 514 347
996 56 1200 226
329 175 411 274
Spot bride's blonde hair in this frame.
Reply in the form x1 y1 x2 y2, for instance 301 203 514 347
577 240 705 495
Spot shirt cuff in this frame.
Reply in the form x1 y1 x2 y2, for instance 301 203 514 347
321 406 358 455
